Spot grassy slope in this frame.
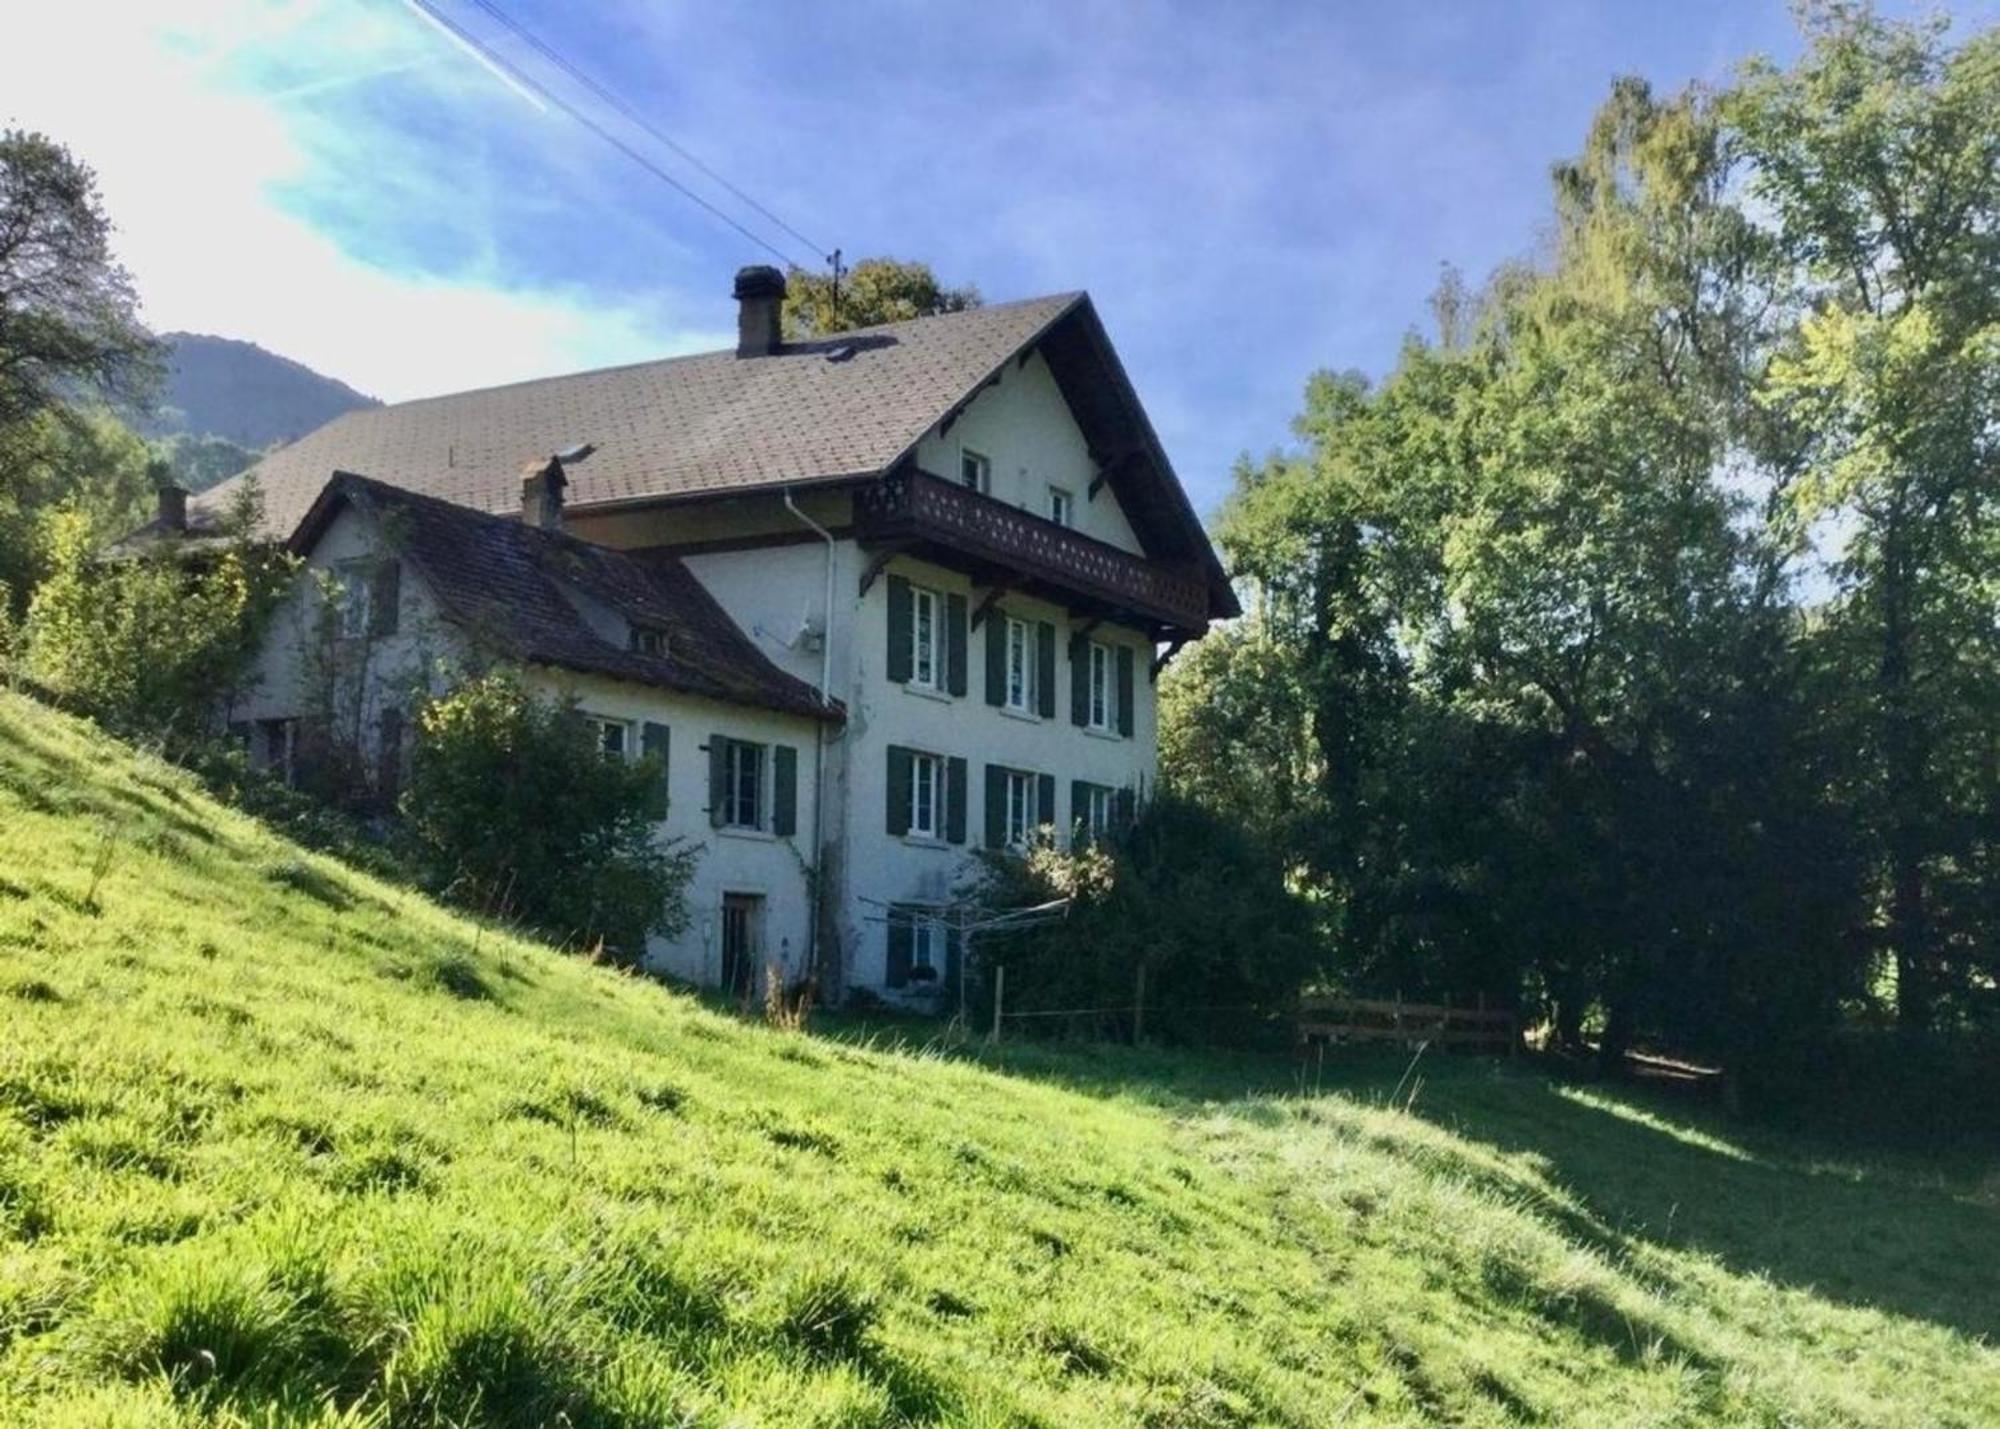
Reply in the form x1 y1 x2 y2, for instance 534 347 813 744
0 691 1993 1428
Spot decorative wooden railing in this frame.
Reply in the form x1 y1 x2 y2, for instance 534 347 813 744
1297 994 1518 1055
855 467 1209 632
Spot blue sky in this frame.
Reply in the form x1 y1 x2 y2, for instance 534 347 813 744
4 0 1990 518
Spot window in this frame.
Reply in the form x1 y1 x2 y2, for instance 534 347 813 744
910 585 941 690
723 739 764 829
590 717 630 761
629 625 668 657
1083 784 1114 844
1048 486 1074 527
960 449 990 492
888 904 949 988
911 914 945 978
1087 640 1113 730
909 752 942 839
1004 617 1033 712
1003 768 1036 848
336 561 373 639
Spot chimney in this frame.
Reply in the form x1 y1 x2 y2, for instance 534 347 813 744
520 455 568 532
157 482 189 533
733 264 786 358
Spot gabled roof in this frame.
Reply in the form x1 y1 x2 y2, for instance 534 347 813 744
298 472 838 723
196 293 1236 619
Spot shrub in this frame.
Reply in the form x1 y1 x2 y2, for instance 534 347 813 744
402 669 697 960
964 793 1320 1047
18 483 293 749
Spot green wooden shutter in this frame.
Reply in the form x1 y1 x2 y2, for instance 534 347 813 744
1037 622 1057 718
641 721 671 820
984 764 1006 848
984 608 1006 706
886 575 912 683
886 909 913 989
946 592 968 696
707 736 729 827
367 560 401 637
886 745 912 836
1036 773 1056 840
944 923 963 1004
1114 786 1137 834
1116 645 1135 737
1071 779 1092 846
946 756 967 844
772 745 798 837
1069 634 1088 726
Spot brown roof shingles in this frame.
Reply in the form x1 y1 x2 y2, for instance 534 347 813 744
314 473 837 723
205 294 1083 540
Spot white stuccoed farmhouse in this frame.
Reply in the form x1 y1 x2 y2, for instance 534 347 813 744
153 268 1235 1006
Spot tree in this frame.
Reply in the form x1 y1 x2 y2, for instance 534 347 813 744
0 405 154 617
18 480 295 745
0 130 160 430
1730 4 2000 1030
782 257 980 338
403 669 697 959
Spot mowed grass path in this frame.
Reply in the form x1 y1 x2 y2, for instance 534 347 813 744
0 691 1994 1427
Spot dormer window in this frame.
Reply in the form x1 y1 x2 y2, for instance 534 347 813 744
629 624 668 658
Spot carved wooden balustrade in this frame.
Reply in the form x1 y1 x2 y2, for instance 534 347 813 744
855 467 1209 632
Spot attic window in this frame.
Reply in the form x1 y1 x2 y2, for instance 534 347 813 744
629 625 668 658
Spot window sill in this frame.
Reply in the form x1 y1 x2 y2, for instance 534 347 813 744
1082 724 1125 742
998 704 1042 724
901 834 956 851
901 683 954 706
716 825 777 843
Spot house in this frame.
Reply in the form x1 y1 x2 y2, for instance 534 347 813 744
191 266 1235 1005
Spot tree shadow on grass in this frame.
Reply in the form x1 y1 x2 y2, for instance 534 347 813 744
806 1015 1999 1345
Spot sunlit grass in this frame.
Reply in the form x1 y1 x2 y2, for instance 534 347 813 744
0 689 1994 1426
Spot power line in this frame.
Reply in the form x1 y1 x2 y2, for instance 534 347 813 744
463 0 832 265
405 0 816 269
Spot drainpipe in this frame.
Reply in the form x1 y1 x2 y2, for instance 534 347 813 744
783 487 837 994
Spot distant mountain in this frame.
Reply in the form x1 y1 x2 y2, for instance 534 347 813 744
146 333 380 451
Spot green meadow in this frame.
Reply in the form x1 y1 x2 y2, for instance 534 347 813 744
0 689 1994 1426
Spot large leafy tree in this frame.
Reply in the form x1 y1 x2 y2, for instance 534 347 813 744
782 256 980 338
1731 5 2000 1029
0 130 159 429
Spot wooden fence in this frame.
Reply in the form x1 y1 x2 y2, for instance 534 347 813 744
1298 994 1517 1054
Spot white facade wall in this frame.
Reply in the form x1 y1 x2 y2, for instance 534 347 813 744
912 351 1145 555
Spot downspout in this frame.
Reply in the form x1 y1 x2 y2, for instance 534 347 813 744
783 487 837 995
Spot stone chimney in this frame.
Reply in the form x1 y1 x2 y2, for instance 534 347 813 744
520 455 568 532
156 482 189 533
733 264 786 358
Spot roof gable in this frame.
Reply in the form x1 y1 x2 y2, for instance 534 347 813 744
296 473 837 722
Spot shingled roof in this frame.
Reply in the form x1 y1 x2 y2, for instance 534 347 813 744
298 472 838 722
204 293 1083 540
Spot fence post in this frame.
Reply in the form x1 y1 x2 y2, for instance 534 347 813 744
1133 963 1147 1044
1394 990 1404 1046
990 964 1004 1044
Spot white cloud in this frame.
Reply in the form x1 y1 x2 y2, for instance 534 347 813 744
0 0 722 401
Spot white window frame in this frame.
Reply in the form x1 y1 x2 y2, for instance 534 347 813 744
335 561 375 639
909 585 942 691
909 751 943 840
590 716 631 762
1048 485 1074 527
1087 640 1113 731
911 912 946 976
1003 769 1036 849
1004 616 1033 713
960 448 990 493
1084 784 1114 843
723 739 766 830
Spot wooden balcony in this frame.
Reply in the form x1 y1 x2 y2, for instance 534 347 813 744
854 467 1211 634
